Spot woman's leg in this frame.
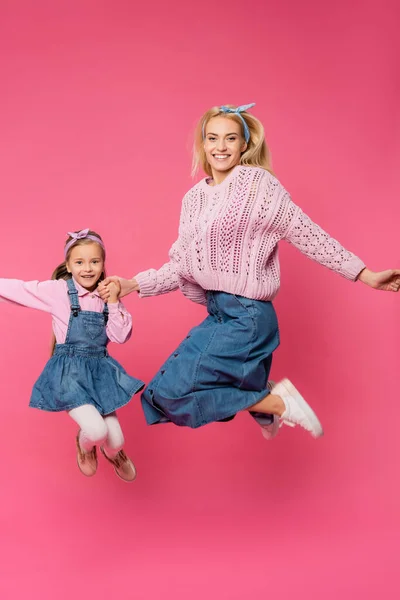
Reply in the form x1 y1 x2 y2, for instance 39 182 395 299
247 393 285 416
245 379 323 438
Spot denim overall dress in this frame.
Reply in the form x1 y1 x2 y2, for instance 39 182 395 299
141 291 280 429
30 278 144 414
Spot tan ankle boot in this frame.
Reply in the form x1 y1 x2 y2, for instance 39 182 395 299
100 447 137 482
76 433 98 477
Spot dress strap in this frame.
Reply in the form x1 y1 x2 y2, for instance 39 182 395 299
103 302 109 325
66 278 81 317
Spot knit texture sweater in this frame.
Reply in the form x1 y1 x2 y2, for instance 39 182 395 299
135 166 365 305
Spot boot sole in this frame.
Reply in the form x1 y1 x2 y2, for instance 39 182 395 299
76 457 98 477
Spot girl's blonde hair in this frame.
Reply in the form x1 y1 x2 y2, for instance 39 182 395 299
191 104 274 178
50 229 106 355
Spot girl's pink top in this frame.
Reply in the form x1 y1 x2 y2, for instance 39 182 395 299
135 166 366 305
0 277 132 344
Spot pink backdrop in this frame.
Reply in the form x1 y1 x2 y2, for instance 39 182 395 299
0 1 399 598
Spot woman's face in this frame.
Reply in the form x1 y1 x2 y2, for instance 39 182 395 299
204 116 247 180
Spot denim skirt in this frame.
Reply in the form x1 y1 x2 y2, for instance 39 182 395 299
30 345 144 415
141 291 280 428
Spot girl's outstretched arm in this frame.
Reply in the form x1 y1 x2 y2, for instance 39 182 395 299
0 279 63 312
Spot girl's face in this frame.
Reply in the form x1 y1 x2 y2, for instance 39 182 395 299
204 116 247 181
66 242 104 291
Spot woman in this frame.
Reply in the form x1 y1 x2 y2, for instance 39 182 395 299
99 103 399 440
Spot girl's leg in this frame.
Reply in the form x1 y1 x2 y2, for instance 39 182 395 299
69 404 108 451
100 413 137 483
245 379 324 438
102 413 124 458
69 404 108 476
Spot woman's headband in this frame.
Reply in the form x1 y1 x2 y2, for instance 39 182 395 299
202 103 255 143
64 229 105 258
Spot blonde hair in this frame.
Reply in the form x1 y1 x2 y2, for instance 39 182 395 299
50 229 106 355
191 105 274 178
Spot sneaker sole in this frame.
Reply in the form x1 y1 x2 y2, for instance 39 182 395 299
250 410 279 441
280 378 324 438
261 418 280 440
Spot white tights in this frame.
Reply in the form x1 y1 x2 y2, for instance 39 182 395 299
69 404 124 458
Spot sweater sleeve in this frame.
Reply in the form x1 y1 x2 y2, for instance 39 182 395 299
0 278 64 312
272 187 366 281
106 301 132 344
135 194 191 297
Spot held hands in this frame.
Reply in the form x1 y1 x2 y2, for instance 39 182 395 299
106 281 120 304
358 268 400 292
98 277 140 302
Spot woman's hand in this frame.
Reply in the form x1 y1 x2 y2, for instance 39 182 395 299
98 277 140 301
98 278 121 303
358 268 400 292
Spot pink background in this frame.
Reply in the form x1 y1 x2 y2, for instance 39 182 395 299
0 1 399 598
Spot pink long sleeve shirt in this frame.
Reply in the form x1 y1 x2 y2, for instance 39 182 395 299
135 166 366 305
0 277 132 344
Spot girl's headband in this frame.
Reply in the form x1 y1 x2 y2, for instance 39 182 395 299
64 229 105 258
202 103 256 143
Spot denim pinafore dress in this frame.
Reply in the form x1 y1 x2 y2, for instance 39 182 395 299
30 278 144 414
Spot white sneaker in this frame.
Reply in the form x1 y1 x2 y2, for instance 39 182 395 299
251 381 280 440
272 378 323 438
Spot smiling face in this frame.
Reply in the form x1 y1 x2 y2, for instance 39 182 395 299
66 242 104 291
203 116 247 183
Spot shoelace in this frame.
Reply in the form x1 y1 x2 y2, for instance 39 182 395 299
76 435 97 462
267 382 295 429
108 450 128 469
82 448 97 462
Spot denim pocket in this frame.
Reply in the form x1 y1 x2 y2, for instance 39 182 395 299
232 294 255 318
82 315 104 339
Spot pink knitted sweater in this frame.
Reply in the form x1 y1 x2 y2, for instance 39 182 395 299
135 166 365 305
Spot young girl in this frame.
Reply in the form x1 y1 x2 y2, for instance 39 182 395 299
0 229 144 481
100 104 399 439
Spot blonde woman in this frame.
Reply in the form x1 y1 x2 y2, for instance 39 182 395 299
100 104 399 440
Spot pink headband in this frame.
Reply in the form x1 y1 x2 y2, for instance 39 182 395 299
64 229 105 258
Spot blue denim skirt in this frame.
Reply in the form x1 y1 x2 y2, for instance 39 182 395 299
30 345 144 415
141 291 280 428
